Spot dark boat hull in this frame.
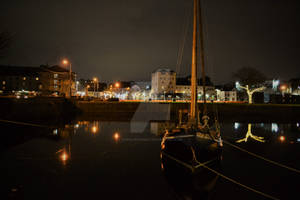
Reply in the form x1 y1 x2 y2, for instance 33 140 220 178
161 134 222 199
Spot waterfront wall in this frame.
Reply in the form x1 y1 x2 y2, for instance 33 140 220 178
0 97 80 124
75 101 300 122
1 98 299 124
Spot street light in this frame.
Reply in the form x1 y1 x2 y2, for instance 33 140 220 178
115 82 120 88
62 59 72 97
93 77 98 97
280 84 287 96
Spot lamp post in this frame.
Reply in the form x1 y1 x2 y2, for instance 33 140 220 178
62 59 72 98
93 77 98 98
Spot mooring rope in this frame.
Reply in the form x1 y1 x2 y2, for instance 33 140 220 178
162 150 280 200
200 162 280 200
223 140 300 175
0 119 50 128
162 151 194 171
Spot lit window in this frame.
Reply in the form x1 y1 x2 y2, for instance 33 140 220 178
36 77 39 81
2 81 5 85
23 77 26 80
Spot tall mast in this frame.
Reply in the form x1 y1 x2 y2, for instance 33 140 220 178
198 0 207 115
190 0 198 125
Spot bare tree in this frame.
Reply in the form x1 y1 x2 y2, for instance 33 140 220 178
233 67 266 104
0 31 13 58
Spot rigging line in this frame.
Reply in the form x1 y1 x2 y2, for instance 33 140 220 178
200 0 214 83
201 162 280 200
176 2 192 76
223 140 300 174
0 119 53 128
198 0 207 115
199 0 220 129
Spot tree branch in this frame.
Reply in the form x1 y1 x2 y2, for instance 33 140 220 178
251 86 266 93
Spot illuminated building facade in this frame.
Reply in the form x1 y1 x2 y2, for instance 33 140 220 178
0 65 76 96
151 68 176 95
216 90 237 101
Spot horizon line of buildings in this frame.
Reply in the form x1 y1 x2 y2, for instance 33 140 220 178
0 65 300 103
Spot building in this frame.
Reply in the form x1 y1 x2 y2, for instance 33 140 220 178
216 90 237 102
0 65 76 97
175 85 216 100
151 69 176 96
151 68 217 100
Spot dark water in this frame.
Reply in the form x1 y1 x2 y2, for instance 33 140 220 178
0 120 300 200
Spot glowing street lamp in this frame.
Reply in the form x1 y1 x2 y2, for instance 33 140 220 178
280 84 287 96
62 59 72 97
62 59 68 65
280 85 287 91
115 82 120 88
93 77 98 97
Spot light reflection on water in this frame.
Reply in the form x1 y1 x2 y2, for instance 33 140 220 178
0 120 300 199
236 124 265 143
230 122 300 144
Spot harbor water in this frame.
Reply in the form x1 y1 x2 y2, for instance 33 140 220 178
0 120 300 200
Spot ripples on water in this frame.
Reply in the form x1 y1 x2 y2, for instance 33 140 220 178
0 120 299 199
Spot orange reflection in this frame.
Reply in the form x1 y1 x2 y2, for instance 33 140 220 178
61 152 68 162
92 126 98 134
58 148 70 165
113 132 120 142
279 136 285 142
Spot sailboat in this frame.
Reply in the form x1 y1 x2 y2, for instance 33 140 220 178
161 0 223 174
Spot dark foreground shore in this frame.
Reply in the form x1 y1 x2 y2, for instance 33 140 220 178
1 97 300 123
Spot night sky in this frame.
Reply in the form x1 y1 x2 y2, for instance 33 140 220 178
1 0 299 84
